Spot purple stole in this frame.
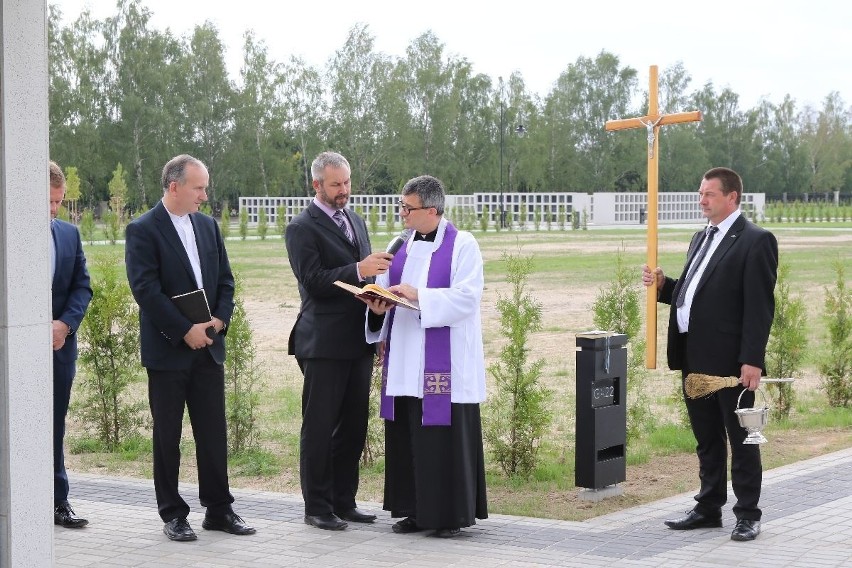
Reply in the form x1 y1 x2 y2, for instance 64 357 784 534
380 222 458 426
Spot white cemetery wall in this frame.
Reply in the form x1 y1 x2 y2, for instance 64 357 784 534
239 191 765 230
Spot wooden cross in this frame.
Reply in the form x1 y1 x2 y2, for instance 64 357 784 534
605 65 702 369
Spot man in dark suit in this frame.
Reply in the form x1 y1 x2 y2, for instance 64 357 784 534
644 167 778 542
125 154 255 542
50 161 93 528
285 151 392 531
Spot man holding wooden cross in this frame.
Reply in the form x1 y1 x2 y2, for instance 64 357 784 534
642 167 778 542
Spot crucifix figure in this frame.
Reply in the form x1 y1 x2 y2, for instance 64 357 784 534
638 116 663 158
605 65 702 369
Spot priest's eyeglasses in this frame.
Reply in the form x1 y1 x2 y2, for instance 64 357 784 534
398 200 427 213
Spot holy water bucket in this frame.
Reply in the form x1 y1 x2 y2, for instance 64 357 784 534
734 388 769 444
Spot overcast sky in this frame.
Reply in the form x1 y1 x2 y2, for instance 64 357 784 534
52 0 850 111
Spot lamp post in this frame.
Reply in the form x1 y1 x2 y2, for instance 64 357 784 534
499 81 526 229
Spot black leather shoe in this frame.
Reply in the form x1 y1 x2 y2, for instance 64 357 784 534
391 517 422 534
304 513 348 531
664 509 722 530
54 502 88 528
202 511 256 535
731 519 761 541
163 518 197 541
433 528 461 538
335 508 377 523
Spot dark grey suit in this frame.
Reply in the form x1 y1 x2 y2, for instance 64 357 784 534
125 201 235 522
659 214 778 521
285 202 375 516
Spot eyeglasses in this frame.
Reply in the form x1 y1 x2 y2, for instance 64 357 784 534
398 200 427 214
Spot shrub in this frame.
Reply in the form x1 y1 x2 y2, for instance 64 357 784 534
592 245 652 441
75 254 147 450
224 276 263 454
80 209 95 244
464 206 475 231
220 208 231 239
485 250 551 478
275 205 287 237
384 204 395 235
765 263 807 419
103 209 120 245
257 208 268 240
239 208 248 240
818 261 852 407
479 205 489 232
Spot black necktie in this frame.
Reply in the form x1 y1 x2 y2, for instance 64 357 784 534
333 210 353 243
675 226 719 308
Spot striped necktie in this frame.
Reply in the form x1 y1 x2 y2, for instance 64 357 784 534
333 210 354 243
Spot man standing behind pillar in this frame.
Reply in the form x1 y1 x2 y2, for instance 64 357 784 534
50 160 93 528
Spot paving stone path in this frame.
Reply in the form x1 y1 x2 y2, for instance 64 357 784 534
56 447 852 567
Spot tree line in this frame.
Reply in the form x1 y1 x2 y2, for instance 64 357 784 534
49 0 852 215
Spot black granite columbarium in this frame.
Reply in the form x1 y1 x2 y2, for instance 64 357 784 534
575 331 628 490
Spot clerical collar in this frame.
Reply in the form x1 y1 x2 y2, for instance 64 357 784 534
414 228 438 242
162 199 191 224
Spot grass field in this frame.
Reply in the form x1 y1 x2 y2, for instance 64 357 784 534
68 222 852 521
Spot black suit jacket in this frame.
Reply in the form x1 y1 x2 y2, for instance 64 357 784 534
659 214 778 376
285 203 374 360
52 219 93 364
125 201 235 370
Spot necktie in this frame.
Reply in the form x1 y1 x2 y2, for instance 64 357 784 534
333 210 354 243
675 226 719 308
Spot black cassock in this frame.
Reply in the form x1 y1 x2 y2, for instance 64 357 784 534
383 395 488 530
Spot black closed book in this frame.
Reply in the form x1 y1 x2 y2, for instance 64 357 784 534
171 288 215 339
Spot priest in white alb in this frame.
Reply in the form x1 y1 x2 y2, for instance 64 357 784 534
362 175 488 538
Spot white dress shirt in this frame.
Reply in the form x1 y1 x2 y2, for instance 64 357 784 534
677 209 741 333
164 201 204 290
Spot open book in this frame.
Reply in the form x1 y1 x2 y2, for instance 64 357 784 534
334 280 420 311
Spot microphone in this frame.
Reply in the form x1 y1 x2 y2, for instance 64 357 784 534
385 229 413 255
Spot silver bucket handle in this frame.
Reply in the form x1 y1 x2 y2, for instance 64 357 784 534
736 386 768 411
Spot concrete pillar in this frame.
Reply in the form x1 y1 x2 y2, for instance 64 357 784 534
0 0 54 566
